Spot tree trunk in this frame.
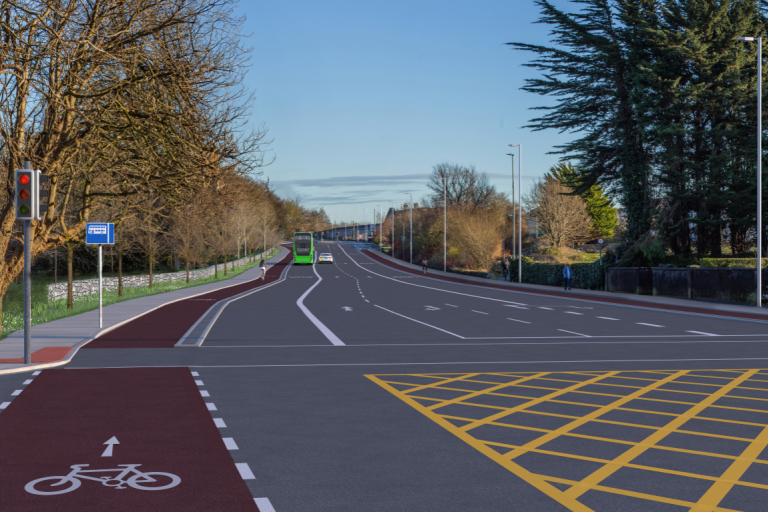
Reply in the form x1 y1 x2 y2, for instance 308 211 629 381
149 240 154 288
118 246 123 297
224 252 227 276
54 249 58 284
67 243 74 309
215 254 218 279
186 255 190 284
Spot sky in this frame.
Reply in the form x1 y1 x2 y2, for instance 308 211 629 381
237 0 574 224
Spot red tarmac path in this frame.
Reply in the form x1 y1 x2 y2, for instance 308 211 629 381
86 251 293 349
0 367 259 511
363 249 768 323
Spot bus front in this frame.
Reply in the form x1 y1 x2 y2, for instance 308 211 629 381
293 232 314 264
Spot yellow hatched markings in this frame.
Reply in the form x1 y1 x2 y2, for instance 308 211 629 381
368 369 768 512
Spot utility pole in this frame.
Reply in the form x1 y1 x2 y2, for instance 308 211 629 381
406 193 413 264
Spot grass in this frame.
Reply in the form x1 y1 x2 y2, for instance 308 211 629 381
1 247 280 338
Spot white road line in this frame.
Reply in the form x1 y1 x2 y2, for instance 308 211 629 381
254 498 277 512
195 380 204 386
564 311 583 315
0 402 10 409
191 371 200 376
557 329 590 337
507 318 531 324
637 323 664 327
373 305 464 338
213 418 227 428
505 305 528 309
206 403 217 411
200 390 210 397
296 256 345 346
11 390 21 396
597 317 619 320
23 379 32 385
539 307 554 310
235 462 256 480
445 303 458 307
471 310 489 315
32 371 41 375
687 331 717 336
222 437 239 450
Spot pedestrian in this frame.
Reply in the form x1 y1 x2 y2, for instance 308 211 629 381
563 263 572 290
501 260 508 280
259 258 267 280
421 257 429 274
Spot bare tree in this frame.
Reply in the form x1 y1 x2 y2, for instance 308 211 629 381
525 178 593 248
425 163 496 211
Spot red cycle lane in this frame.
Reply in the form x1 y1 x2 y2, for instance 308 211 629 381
0 367 259 511
86 250 292 348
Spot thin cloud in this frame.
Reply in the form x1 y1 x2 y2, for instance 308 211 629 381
272 173 430 189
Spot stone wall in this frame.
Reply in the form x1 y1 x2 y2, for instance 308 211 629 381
47 249 274 301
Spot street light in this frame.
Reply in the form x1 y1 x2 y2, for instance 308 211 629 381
389 200 395 256
509 144 523 283
506 153 516 259
443 176 447 272
406 193 413 264
738 36 763 307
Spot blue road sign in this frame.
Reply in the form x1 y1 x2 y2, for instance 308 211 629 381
86 223 115 244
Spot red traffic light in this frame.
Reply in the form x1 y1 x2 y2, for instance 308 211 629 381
19 174 29 185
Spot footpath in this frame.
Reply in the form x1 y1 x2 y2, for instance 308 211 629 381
363 248 768 323
0 247 289 375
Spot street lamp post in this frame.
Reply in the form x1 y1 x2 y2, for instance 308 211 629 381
378 204 382 251
406 193 413 264
443 177 447 272
509 144 523 283
389 200 395 256
506 153 516 259
738 36 763 307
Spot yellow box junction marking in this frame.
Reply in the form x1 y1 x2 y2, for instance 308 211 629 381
366 370 768 512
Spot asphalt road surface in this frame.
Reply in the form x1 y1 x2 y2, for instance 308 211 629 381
3 242 768 511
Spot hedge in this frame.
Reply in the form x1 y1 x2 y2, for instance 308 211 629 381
508 258 609 290
699 258 767 268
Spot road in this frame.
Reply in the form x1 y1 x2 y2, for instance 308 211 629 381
2 242 768 511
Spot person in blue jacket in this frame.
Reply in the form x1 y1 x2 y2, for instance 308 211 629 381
563 263 572 290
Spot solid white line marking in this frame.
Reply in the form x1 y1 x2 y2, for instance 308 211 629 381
23 379 32 385
687 331 717 336
32 371 41 375
597 317 619 320
213 418 227 428
564 311 583 315
508 318 531 324
11 390 21 396
505 305 528 310
539 307 554 310
373 305 464 338
445 303 458 307
0 402 10 409
206 403 217 411
471 310 489 315
254 498 277 512
195 380 204 386
223 437 239 450
557 329 590 337
191 371 200 376
236 462 255 480
296 258 345 346
637 323 664 327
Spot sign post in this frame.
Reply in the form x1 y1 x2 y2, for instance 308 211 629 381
86 223 115 328
598 238 605 265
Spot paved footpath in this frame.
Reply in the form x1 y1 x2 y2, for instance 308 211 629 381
0 247 289 374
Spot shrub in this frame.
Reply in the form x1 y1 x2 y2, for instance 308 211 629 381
509 257 609 289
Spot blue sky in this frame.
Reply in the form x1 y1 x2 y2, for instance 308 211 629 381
238 0 574 223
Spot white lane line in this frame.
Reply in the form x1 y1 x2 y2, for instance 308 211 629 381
11 390 22 396
471 310 489 315
0 402 10 409
195 380 204 386
557 329 590 337
254 498 277 512
637 323 664 327
236 462 256 479
191 371 200 376
597 317 619 320
200 390 210 397
222 437 239 450
23 379 32 385
445 303 459 307
538 307 554 310
508 318 531 324
296 256 345 346
687 331 717 336
206 403 217 411
213 418 227 428
32 371 41 375
505 305 528 310
373 305 465 338
564 311 583 315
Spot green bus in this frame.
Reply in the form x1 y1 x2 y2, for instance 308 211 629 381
293 232 314 264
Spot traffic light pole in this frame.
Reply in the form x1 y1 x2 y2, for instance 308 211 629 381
23 160 32 364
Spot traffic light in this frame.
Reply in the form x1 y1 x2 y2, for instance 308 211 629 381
15 169 35 220
37 171 49 220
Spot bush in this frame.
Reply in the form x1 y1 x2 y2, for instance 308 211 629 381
699 258 766 268
508 257 609 289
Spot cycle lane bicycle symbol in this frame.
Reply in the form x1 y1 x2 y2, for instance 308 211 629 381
25 464 181 495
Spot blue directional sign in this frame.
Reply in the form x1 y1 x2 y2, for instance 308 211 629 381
85 223 115 244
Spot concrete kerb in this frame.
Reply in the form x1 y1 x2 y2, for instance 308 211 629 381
0 247 285 375
359 248 768 326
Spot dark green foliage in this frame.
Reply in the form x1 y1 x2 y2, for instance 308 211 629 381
508 257 609 289
548 162 619 238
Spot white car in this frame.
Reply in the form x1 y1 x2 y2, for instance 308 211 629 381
318 253 334 264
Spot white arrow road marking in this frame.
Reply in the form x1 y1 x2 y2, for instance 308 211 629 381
101 437 119 457
342 306 353 311
425 306 440 310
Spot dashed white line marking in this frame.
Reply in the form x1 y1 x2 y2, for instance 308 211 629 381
200 390 210 397
0 402 10 409
687 331 717 336
557 329 590 337
32 371 41 376
471 310 489 315
597 317 619 320
11 390 22 396
505 305 528 310
507 318 531 324
236 462 256 480
538 307 554 310
254 498 277 512
213 418 227 428
637 323 664 327
195 380 204 386
206 403 217 411
191 371 199 376
564 311 583 315
445 303 458 307
23 379 32 385
222 437 239 450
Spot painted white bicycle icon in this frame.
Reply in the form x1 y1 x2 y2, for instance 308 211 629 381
25 464 181 495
